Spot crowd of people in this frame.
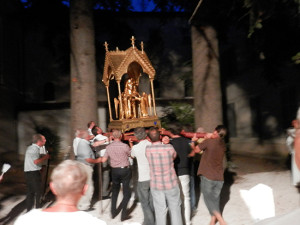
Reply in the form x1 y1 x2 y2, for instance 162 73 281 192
17 121 229 225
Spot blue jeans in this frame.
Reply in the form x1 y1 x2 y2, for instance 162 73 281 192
137 181 155 225
151 185 183 225
200 175 224 215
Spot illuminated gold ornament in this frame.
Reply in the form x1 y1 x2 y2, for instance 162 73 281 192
102 36 161 132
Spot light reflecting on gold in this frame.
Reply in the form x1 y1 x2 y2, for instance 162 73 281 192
102 37 161 132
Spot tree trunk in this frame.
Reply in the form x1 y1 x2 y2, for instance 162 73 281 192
70 0 98 143
191 25 223 132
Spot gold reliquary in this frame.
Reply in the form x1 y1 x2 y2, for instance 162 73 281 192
102 36 161 132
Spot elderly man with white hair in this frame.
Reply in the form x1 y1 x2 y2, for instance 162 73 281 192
76 130 102 211
14 160 106 225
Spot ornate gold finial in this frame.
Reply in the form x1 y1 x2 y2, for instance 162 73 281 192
104 41 109 52
140 41 144 54
131 36 135 48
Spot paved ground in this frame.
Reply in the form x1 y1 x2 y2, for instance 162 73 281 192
0 153 299 225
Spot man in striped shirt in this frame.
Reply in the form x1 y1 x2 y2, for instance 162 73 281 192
146 127 183 225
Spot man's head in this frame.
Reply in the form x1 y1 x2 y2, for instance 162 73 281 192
91 126 102 136
32 134 46 147
162 136 170 144
148 127 160 142
80 130 93 140
134 127 147 141
74 129 81 137
112 129 122 139
214 125 227 138
50 160 87 197
196 127 205 133
75 129 87 139
168 123 182 136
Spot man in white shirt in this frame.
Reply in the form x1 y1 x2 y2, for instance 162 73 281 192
92 126 109 150
130 127 155 225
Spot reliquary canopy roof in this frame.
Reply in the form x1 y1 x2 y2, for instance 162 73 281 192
102 36 156 86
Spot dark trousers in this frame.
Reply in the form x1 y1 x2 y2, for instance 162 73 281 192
111 167 132 218
25 171 42 211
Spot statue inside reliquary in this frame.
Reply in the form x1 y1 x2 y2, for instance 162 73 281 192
102 36 161 131
114 77 152 120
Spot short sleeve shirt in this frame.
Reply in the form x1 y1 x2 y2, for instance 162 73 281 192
170 137 192 176
73 137 81 156
197 138 226 181
146 142 178 190
94 134 108 142
76 139 95 167
93 134 109 156
24 144 42 172
104 141 131 168
131 139 151 182
14 209 107 225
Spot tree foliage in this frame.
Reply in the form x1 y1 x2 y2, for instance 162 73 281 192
243 0 300 38
292 52 300 64
160 102 195 130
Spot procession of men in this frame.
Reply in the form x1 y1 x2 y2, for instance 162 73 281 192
10 119 231 225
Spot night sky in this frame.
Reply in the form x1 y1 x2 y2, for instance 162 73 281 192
21 0 157 11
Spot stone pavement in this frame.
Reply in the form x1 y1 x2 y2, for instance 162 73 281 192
1 154 300 225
